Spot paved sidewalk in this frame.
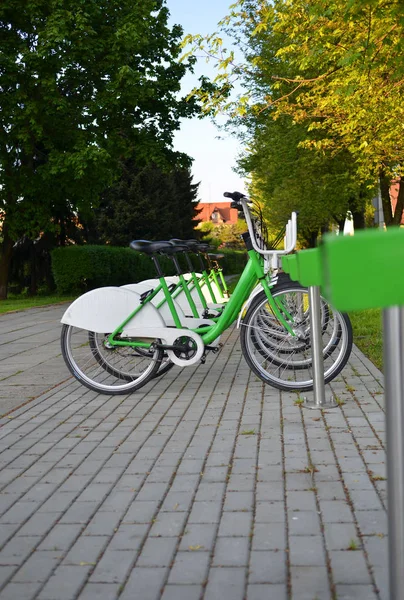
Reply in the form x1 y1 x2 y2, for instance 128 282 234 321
0 306 388 600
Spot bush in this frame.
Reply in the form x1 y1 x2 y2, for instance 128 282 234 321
51 245 247 295
51 245 175 295
217 249 247 275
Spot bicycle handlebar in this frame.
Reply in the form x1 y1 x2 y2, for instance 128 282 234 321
223 191 297 256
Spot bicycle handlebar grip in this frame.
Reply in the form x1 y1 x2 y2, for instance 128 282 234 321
223 191 246 202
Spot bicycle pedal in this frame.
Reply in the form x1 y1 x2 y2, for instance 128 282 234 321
205 344 221 354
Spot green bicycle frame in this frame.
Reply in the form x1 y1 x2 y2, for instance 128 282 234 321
107 248 295 349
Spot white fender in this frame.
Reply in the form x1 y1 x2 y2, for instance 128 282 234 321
236 285 267 329
61 287 165 334
236 277 279 328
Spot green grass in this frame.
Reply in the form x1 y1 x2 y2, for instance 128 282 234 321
349 309 383 370
0 294 75 314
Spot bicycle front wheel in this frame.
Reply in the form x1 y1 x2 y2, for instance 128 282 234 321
240 284 352 391
61 325 163 395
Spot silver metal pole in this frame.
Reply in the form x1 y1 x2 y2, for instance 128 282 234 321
303 286 337 409
383 306 404 599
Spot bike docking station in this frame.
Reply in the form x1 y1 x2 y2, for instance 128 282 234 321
320 227 404 600
281 249 338 410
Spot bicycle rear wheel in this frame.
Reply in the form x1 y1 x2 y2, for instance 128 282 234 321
61 325 163 395
240 284 352 391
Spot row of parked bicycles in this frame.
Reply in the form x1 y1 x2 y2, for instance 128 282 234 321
60 191 353 395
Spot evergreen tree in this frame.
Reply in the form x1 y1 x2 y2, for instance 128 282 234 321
92 162 200 245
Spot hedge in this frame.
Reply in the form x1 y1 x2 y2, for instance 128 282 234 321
51 245 247 295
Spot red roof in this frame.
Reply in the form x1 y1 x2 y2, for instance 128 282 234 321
390 181 404 224
194 202 239 224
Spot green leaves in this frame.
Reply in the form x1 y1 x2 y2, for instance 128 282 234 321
0 0 198 241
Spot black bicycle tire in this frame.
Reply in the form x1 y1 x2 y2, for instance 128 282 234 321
61 325 163 395
240 285 353 391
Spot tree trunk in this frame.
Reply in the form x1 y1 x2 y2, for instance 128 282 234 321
0 224 14 300
392 179 404 225
352 208 365 230
380 171 393 226
29 242 38 296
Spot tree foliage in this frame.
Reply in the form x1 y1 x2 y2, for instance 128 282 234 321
186 0 404 228
90 161 200 246
0 0 197 297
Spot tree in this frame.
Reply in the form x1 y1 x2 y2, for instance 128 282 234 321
186 0 404 225
237 114 373 243
0 0 197 298
92 161 200 246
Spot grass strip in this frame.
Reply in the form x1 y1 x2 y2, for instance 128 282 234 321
349 308 383 371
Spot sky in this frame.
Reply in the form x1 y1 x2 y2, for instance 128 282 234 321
166 0 247 203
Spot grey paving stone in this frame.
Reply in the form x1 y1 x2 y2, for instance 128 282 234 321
252 522 286 551
355 510 387 535
227 474 255 492
287 491 317 512
160 584 202 600
0 582 42 600
89 549 134 584
188 501 222 524
137 537 178 567
13 550 61 582
0 536 38 565
38 524 82 552
249 551 286 584
134 483 169 502
0 311 391 599
82 511 122 536
0 566 16 587
63 535 109 565
289 536 326 566
372 566 388 600
319 500 353 523
108 525 148 551
122 500 159 524
204 568 246 600
16 512 60 538
213 537 249 567
160 491 193 513
290 566 331 600
195 482 226 502
168 551 210 585
36 565 92 600
247 584 287 600
179 523 217 552
76 583 121 600
362 536 388 568
324 523 359 550
316 481 346 501
335 584 378 600
255 502 285 523
329 550 372 584
0 501 38 524
58 501 99 525
37 492 77 514
218 511 252 537
288 511 321 537
349 489 383 511
149 512 187 537
119 567 167 600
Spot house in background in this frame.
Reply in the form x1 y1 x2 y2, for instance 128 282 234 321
194 202 239 225
389 181 404 225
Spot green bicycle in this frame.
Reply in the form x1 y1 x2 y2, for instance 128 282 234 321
60 191 353 394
